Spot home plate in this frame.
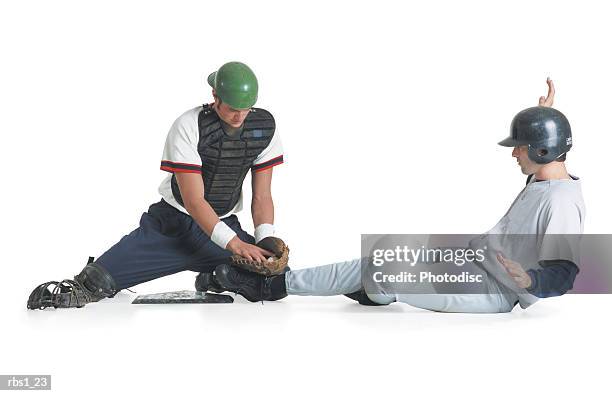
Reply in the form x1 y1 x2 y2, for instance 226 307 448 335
131 290 234 304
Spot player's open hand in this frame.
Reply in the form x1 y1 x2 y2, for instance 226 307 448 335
497 252 532 289
227 237 273 263
538 77 555 107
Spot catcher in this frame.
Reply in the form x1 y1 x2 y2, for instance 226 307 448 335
28 61 288 309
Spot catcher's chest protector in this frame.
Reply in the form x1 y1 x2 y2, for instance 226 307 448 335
171 104 276 216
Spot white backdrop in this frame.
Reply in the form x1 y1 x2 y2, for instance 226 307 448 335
1 1 611 395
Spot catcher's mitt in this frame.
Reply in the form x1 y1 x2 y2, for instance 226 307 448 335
231 237 289 276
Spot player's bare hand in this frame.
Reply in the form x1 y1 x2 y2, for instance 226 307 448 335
538 77 555 107
227 237 273 263
497 252 532 289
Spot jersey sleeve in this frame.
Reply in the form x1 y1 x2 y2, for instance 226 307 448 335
526 260 579 298
251 131 284 173
160 112 202 174
538 196 583 265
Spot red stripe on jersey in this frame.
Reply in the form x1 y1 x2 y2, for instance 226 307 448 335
160 166 202 174
252 155 284 170
253 160 284 173
161 160 201 167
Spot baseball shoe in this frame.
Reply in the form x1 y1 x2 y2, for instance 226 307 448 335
195 272 226 294
344 290 390 306
214 264 286 302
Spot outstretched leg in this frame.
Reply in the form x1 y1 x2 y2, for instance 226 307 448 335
217 256 517 313
27 200 254 309
284 258 362 296
390 293 516 313
215 257 394 304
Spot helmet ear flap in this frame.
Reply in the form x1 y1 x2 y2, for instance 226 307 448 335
528 144 559 164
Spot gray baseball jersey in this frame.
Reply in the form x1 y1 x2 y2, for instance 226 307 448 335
469 176 585 308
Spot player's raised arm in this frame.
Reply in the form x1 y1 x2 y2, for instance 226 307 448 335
538 77 555 107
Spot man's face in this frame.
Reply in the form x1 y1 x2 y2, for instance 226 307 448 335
512 145 540 175
213 93 250 128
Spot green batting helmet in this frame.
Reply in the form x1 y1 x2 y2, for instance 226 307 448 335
207 62 258 110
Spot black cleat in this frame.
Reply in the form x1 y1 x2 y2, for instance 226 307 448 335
195 272 225 294
214 264 286 303
344 290 390 306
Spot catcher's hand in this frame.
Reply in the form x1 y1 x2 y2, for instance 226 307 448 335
231 237 289 276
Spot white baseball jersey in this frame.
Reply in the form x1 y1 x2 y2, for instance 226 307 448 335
157 106 284 217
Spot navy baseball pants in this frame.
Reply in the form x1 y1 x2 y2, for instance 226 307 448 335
95 199 254 290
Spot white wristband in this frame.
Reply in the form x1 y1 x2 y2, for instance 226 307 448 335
254 223 275 243
211 221 237 249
